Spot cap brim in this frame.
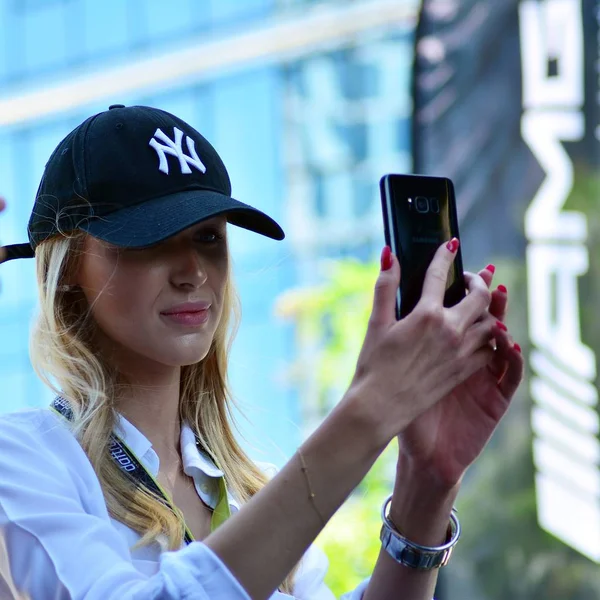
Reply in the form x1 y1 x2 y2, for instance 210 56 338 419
80 189 285 247
1 243 35 263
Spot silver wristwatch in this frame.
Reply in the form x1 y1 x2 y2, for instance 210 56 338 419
380 494 461 570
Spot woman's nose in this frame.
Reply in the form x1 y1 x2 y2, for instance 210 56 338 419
171 246 208 289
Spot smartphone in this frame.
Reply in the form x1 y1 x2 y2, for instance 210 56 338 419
380 174 466 319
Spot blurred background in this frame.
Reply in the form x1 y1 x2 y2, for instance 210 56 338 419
0 0 598 598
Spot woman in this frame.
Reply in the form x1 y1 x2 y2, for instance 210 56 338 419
0 105 522 600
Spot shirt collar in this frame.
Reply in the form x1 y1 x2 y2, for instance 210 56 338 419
180 424 224 478
114 415 225 481
114 414 154 468
113 414 240 513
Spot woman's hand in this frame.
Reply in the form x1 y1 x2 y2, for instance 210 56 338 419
357 252 524 600
395 269 524 489
345 240 499 451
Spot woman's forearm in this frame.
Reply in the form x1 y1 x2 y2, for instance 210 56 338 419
204 392 384 600
363 453 460 600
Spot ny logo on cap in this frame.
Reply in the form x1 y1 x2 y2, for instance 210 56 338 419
149 127 207 175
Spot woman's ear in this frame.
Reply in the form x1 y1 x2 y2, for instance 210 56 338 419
59 234 88 292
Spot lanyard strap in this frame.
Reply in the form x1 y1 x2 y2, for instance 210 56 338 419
50 396 231 542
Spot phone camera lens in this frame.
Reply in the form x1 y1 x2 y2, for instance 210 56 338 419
415 196 429 213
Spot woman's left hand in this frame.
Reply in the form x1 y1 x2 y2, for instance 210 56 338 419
396 268 524 489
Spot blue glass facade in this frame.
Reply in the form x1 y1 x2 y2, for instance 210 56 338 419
0 0 417 463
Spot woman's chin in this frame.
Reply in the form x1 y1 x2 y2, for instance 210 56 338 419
155 348 212 367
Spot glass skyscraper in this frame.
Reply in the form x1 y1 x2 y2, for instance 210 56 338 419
0 0 418 462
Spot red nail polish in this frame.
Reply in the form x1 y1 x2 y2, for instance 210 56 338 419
381 246 392 271
498 284 507 293
446 238 459 253
486 264 496 274
514 343 521 353
496 320 507 332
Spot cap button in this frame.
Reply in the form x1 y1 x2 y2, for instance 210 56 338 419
108 104 125 110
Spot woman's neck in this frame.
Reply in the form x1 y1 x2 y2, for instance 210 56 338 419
114 366 183 471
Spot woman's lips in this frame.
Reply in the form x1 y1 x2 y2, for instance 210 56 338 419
160 309 210 326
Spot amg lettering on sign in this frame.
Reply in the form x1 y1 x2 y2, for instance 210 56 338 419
520 0 600 563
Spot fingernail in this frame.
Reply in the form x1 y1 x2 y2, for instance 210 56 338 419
446 238 459 253
514 343 521 353
498 284 507 293
381 246 392 271
496 320 507 332
485 264 496 274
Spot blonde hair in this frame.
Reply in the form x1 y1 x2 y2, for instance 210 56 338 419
30 229 298 593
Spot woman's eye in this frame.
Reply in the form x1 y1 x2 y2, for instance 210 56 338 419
196 231 224 244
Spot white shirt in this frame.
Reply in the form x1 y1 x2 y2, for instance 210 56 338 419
0 408 370 600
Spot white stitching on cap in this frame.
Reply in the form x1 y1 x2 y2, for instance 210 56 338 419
149 127 207 175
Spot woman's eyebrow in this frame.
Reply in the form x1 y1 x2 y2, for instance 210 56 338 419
193 220 227 233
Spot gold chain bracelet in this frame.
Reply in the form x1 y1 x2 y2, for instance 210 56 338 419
298 448 326 526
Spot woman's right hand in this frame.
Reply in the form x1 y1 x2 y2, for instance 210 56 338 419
0 197 6 264
344 240 496 450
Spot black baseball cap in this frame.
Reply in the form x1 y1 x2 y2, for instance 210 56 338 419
1 104 284 263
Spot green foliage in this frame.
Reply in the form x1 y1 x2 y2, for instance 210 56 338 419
277 259 396 595
315 444 397 594
276 259 377 414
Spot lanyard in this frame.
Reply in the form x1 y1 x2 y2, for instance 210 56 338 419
50 396 231 542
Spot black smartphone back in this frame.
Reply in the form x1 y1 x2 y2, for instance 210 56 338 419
380 174 466 319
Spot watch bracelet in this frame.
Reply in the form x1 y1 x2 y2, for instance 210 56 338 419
379 494 461 570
